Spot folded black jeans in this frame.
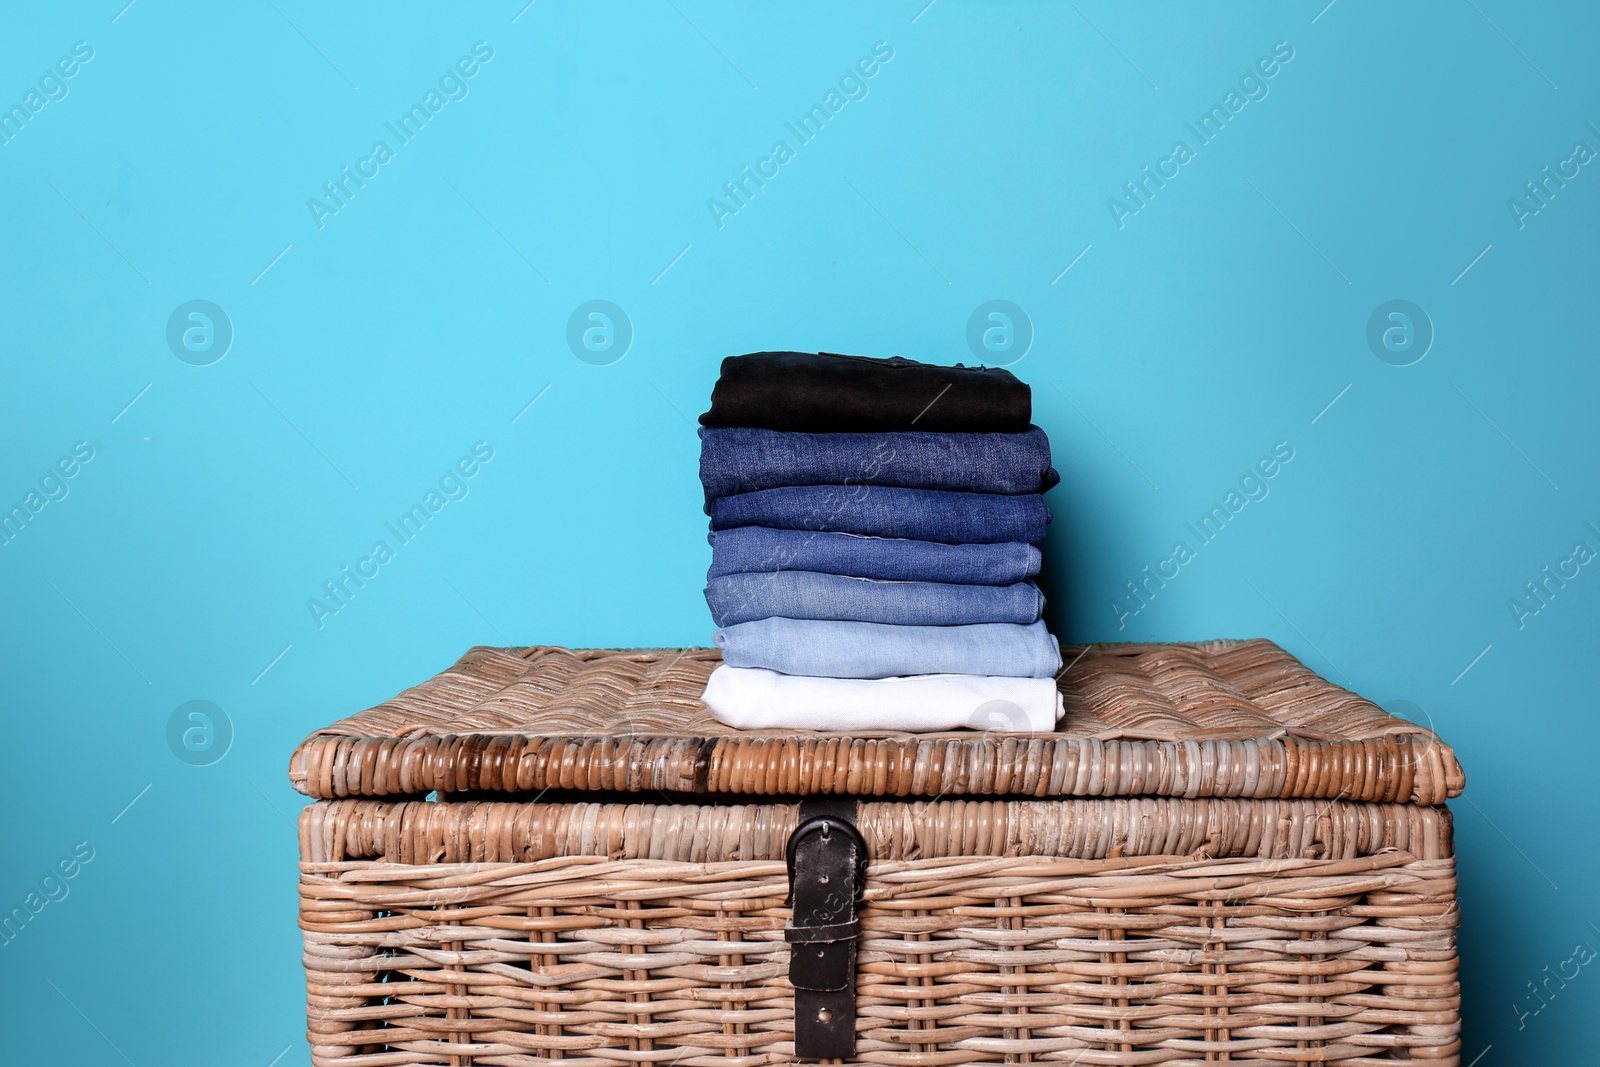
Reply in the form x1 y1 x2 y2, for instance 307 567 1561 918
699 351 1031 433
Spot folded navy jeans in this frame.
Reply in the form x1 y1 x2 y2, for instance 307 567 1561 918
714 617 1063 679
704 570 1045 628
708 527 1041 585
709 485 1050 545
699 425 1058 505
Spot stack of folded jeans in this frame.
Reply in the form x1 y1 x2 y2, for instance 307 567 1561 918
697 350 1064 733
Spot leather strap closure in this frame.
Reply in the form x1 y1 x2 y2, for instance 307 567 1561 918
786 799 866 1060
785 920 860 944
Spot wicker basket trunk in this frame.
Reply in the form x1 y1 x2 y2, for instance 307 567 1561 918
291 641 1464 1066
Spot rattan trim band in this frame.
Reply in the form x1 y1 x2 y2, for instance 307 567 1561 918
300 797 1452 866
291 732 1460 805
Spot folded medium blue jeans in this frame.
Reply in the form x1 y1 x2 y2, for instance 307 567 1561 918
698 425 1059 505
707 527 1041 585
709 485 1050 545
704 570 1045 628
714 617 1063 679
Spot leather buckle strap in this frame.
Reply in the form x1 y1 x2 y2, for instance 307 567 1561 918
785 799 866 1061
785 920 861 944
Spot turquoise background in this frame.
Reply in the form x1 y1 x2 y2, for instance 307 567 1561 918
1 1 1594 1062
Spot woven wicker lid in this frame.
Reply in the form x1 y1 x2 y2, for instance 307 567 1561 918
287 639 1462 804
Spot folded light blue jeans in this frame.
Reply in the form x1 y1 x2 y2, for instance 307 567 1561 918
715 617 1062 679
707 527 1041 586
705 570 1045 628
709 485 1050 545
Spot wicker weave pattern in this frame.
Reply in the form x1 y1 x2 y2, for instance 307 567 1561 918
302 798 1453 867
300 799 1459 1065
288 641 1464 804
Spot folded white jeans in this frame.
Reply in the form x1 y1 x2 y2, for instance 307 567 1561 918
700 664 1064 733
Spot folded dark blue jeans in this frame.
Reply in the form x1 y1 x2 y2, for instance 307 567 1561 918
704 570 1045 628
708 527 1041 585
699 425 1058 506
709 485 1050 545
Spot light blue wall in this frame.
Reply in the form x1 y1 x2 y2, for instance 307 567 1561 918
1 2 1594 1062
